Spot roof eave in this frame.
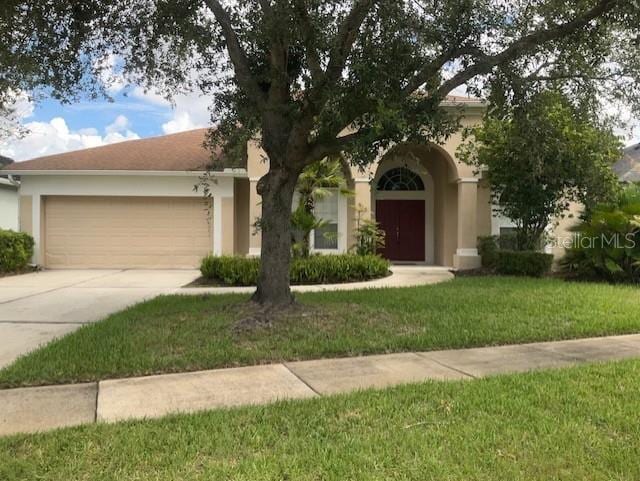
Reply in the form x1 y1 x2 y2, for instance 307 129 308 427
0 168 248 177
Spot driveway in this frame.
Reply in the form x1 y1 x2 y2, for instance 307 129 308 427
0 270 200 368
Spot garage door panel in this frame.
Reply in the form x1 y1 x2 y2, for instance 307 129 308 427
44 196 212 268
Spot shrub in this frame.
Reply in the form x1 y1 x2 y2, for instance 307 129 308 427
351 204 385 256
494 250 553 277
290 254 389 284
561 184 640 283
352 219 385 256
0 229 34 273
200 254 390 286
477 236 499 268
200 256 260 286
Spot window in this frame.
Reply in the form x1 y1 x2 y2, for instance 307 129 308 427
376 167 425 191
313 190 339 249
499 227 517 237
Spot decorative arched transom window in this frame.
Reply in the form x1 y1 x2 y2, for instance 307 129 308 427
376 167 425 191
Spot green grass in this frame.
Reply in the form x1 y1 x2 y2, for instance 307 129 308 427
2 360 640 480
2 276 640 388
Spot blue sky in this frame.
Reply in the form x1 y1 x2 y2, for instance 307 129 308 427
33 95 169 138
0 85 211 161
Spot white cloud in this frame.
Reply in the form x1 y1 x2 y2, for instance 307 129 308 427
162 94 211 134
105 114 131 134
130 87 211 134
162 111 203 134
0 81 212 162
0 115 140 161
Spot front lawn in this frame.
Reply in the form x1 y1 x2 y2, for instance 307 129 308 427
2 360 640 480
2 276 640 388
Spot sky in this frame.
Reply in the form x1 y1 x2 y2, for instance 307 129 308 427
1 84 639 163
0 85 212 162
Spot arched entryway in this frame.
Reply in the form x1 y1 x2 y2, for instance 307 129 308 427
373 161 435 263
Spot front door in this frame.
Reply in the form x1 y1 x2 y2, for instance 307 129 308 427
375 199 425 262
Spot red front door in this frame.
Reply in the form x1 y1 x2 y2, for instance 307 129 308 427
375 199 425 262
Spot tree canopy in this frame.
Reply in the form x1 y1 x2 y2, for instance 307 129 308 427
3 1 639 166
460 90 622 250
2 0 639 304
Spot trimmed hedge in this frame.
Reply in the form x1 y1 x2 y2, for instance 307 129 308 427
200 254 390 286
201 256 260 286
494 250 553 277
477 236 499 268
0 229 34 273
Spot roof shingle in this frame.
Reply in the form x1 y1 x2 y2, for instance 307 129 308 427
2 129 231 172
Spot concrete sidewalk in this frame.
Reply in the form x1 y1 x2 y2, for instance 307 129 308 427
2 333 639 436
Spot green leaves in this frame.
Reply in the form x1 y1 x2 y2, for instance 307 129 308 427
461 90 622 251
562 184 640 283
199 254 390 285
0 229 34 272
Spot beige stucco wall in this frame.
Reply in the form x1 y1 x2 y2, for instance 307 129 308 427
476 179 493 238
19 195 33 235
0 184 19 231
221 197 235 255
441 181 459 266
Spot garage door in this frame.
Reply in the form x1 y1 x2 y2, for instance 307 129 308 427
44 196 212 268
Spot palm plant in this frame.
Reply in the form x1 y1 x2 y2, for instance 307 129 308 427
291 157 352 258
562 184 640 283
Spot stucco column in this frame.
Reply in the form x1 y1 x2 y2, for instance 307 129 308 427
453 178 482 270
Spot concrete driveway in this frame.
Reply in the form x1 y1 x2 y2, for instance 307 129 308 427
0 269 200 368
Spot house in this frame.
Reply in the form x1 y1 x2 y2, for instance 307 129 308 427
614 142 640 183
2 97 514 269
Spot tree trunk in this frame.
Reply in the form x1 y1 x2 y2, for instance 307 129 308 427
251 167 299 307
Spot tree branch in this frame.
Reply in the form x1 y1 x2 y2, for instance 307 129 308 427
202 0 266 108
434 0 618 98
401 45 489 96
306 129 364 162
325 0 376 85
300 0 375 120
291 0 324 84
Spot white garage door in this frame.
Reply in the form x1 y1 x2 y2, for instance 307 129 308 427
44 196 212 268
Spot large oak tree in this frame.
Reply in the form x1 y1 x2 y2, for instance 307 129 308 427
2 0 639 306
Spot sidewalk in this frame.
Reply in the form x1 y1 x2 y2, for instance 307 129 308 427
2 333 639 436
